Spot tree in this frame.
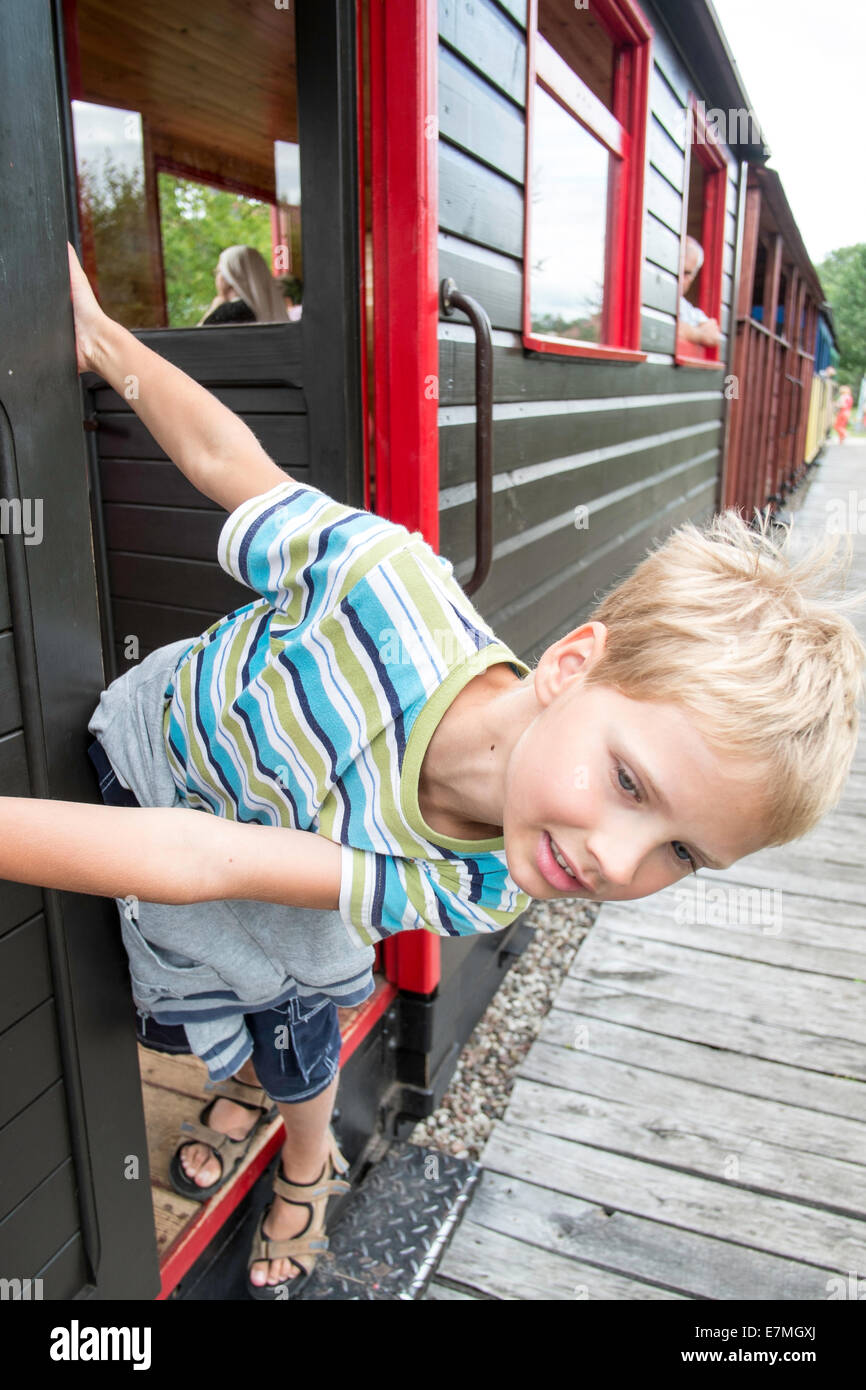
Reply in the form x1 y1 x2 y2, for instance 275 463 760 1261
816 244 866 398
157 176 274 326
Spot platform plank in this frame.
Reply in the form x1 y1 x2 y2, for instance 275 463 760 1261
567 929 866 1042
596 896 866 976
516 1043 866 1164
539 1006 866 1120
506 1075 866 1213
455 1170 843 1300
439 1217 687 1300
425 1281 488 1300
555 977 866 1077
478 1123 866 1270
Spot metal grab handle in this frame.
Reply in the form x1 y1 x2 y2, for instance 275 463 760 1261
439 277 493 597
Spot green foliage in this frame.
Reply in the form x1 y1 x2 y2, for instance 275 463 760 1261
157 175 274 326
817 245 866 397
77 158 275 329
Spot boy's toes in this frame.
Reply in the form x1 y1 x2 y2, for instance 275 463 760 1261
249 1259 273 1287
269 1258 296 1285
248 1257 298 1287
179 1140 202 1176
179 1141 221 1186
194 1154 222 1187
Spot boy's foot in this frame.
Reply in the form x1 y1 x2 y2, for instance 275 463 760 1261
248 1148 331 1289
179 1086 334 1287
178 1088 267 1189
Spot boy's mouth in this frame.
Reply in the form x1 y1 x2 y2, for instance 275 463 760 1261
536 830 591 893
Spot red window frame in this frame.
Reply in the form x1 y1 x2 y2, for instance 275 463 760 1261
523 0 652 362
675 93 728 368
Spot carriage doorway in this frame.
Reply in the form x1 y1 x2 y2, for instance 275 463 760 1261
60 0 367 676
55 0 381 1294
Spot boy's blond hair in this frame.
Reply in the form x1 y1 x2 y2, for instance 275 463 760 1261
579 508 866 848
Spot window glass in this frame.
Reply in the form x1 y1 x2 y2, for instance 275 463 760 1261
66 1 300 332
274 140 303 304
71 102 159 328
529 85 609 342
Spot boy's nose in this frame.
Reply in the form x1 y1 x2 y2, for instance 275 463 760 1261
584 833 646 891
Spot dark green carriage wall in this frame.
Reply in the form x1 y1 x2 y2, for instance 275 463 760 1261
436 0 741 660
86 330 313 673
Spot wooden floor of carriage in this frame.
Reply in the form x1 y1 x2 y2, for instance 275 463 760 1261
426 441 866 1301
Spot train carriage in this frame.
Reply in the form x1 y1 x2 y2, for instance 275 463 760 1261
0 0 834 1299
805 308 839 465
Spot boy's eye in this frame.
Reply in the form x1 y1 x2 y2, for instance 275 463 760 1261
616 765 639 798
671 841 698 871
615 762 698 873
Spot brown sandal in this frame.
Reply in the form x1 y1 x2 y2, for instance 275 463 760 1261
247 1126 351 1300
169 1077 278 1202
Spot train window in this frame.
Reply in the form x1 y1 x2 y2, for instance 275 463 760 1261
675 95 728 367
524 0 652 362
70 101 158 327
63 0 300 333
529 85 610 344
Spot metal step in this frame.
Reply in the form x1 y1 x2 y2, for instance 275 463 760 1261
298 1142 479 1300
171 1141 479 1300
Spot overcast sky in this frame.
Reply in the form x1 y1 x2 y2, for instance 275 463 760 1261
709 0 866 266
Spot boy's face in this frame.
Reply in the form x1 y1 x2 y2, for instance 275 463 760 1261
501 624 770 902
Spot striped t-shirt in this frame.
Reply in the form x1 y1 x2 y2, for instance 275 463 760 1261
162 479 532 948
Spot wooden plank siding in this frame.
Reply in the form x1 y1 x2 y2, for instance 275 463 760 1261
83 326 309 672
436 0 741 663
0 547 89 1295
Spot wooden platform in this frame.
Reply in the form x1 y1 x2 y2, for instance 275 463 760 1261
428 443 866 1300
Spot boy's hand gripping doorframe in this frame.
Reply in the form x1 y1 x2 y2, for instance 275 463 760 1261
67 242 291 514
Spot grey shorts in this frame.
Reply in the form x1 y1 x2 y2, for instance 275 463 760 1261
87 736 361 1101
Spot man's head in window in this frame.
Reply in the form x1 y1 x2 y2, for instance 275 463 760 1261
681 235 703 297
678 235 721 349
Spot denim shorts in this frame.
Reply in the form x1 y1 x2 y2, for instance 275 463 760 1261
135 990 341 1104
87 737 343 1104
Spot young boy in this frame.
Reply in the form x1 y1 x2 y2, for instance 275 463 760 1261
3 246 865 1297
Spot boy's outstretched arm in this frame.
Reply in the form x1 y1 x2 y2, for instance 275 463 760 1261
0 796 342 912
67 243 290 513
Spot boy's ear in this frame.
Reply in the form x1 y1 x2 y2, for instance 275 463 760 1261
534 622 608 706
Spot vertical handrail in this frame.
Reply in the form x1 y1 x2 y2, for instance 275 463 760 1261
439 277 493 597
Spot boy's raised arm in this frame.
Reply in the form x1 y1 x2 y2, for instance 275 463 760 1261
0 795 342 912
67 244 290 513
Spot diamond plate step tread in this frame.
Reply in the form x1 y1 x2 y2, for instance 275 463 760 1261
293 1142 480 1300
